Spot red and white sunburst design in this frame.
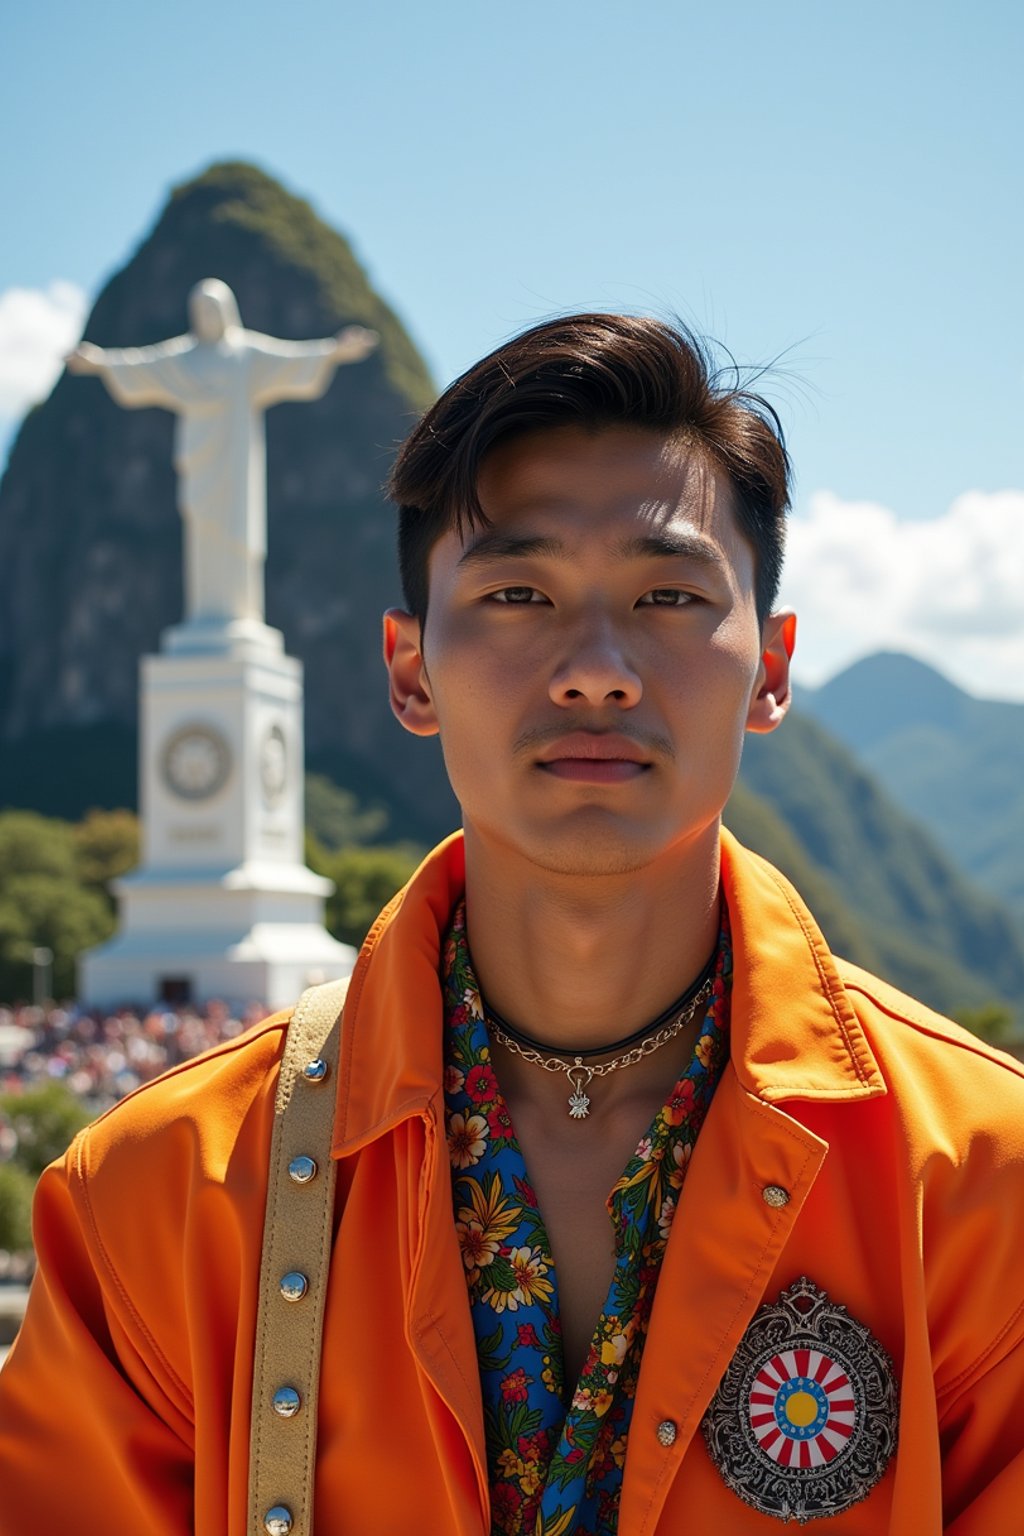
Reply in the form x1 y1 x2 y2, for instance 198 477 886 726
703 1280 899 1522
747 1345 859 1471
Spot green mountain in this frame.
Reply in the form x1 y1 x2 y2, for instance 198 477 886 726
0 160 457 843
800 653 1024 921
735 709 1024 1018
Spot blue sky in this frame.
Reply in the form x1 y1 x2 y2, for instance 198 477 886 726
2 0 1022 695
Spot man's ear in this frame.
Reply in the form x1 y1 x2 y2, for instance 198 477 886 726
383 609 440 737
746 610 796 735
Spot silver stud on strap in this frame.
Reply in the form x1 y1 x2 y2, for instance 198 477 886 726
288 1155 318 1184
279 1271 309 1303
762 1184 791 1208
264 1506 293 1536
656 1418 678 1446
302 1057 329 1083
272 1385 302 1418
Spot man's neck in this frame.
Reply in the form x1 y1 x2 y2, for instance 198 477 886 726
462 820 722 1057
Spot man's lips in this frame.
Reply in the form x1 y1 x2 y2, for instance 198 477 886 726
535 733 652 782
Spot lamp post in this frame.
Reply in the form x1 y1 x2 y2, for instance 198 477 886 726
31 946 53 1008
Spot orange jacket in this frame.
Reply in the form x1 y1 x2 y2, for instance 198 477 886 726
2 830 1024 1534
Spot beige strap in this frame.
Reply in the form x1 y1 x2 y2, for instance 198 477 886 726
248 977 349 1536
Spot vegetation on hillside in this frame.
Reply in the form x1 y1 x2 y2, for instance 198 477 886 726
802 654 1024 921
171 162 435 412
739 711 1024 1022
953 1003 1017 1045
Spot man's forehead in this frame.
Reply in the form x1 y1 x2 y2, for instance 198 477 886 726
479 423 710 490
465 424 741 554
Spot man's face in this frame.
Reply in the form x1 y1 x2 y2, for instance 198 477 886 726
386 424 792 877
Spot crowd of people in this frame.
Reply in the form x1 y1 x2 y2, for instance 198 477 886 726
0 999 270 1109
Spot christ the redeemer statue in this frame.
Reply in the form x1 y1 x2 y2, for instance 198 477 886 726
67 278 377 627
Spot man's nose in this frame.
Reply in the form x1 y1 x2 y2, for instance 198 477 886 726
548 615 643 708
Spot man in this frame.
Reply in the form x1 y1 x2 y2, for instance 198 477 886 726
1 314 1023 1534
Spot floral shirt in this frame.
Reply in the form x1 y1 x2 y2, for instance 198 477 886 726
442 905 732 1536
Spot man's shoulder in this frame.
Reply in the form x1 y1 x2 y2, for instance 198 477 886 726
28 1010 301 1384
71 1007 294 1182
834 955 1024 1119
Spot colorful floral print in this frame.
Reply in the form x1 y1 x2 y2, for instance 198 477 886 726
442 903 732 1535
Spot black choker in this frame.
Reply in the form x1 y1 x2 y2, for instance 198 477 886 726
483 948 719 1060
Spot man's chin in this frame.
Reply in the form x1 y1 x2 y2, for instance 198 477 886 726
522 844 657 878
467 811 680 879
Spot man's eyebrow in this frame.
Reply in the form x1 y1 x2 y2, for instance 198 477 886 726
457 531 566 567
615 531 726 566
456 527 727 569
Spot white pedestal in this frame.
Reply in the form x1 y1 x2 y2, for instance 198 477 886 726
80 620 355 1010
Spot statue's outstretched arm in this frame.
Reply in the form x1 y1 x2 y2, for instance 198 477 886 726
65 338 192 411
333 325 378 365
65 342 108 377
248 327 378 407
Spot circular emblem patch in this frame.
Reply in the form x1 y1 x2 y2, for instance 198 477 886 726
702 1277 898 1524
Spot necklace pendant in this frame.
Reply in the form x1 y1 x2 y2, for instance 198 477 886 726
567 1059 593 1120
568 1087 591 1119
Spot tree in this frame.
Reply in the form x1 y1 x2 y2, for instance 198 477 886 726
0 1162 34 1251
314 845 422 948
0 808 132 1001
0 1082 91 1179
0 811 76 882
73 808 140 898
304 774 389 851
0 874 113 1000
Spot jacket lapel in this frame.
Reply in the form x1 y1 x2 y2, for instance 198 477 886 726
620 1075 829 1534
331 835 489 1531
405 1098 490 1526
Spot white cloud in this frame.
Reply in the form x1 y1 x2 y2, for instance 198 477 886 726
781 489 1024 702
0 281 88 417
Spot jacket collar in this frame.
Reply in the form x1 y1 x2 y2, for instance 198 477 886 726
719 826 885 1104
331 828 885 1156
331 833 464 1156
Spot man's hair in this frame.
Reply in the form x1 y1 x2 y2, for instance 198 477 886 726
388 313 791 624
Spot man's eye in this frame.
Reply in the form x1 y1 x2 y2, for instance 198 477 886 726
490 586 542 604
639 589 694 606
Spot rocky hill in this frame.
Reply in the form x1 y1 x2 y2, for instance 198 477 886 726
0 161 456 841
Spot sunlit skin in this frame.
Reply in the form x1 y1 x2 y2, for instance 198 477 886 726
385 424 795 1380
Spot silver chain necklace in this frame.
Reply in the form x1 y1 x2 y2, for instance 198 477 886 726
488 972 715 1120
